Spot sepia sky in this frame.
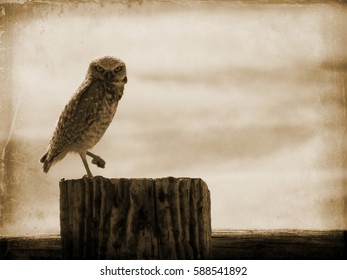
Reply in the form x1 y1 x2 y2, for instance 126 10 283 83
1 1 347 234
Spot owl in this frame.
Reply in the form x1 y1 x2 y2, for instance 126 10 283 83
40 56 127 178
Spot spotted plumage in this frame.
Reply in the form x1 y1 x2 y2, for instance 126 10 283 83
40 56 127 177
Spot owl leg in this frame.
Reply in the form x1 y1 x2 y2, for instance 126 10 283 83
79 152 93 178
86 151 106 168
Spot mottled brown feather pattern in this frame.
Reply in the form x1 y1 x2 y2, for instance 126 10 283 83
40 56 127 176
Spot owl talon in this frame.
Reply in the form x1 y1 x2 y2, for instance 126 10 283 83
86 151 106 168
91 157 106 168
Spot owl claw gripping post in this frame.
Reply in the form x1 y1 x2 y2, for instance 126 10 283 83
40 56 127 178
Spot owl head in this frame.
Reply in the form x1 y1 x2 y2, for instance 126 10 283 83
88 56 127 84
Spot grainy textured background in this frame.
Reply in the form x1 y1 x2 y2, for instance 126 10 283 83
0 0 346 235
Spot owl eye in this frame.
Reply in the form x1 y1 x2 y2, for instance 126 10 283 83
114 66 122 73
95 65 104 72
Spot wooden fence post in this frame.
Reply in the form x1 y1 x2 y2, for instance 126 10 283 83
59 176 211 259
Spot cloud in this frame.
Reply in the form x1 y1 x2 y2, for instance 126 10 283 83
122 122 316 173
321 60 347 72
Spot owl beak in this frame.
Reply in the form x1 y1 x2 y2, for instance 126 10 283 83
105 71 115 81
122 76 128 84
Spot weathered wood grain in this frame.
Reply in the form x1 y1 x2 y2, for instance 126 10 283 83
154 177 211 259
59 176 211 259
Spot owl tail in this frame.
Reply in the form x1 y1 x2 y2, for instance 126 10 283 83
40 152 52 173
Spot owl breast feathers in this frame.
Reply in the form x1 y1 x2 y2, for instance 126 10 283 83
40 56 127 177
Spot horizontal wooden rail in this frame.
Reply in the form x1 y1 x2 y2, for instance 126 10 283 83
0 231 346 260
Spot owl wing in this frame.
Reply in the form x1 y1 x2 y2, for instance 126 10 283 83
46 79 104 161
